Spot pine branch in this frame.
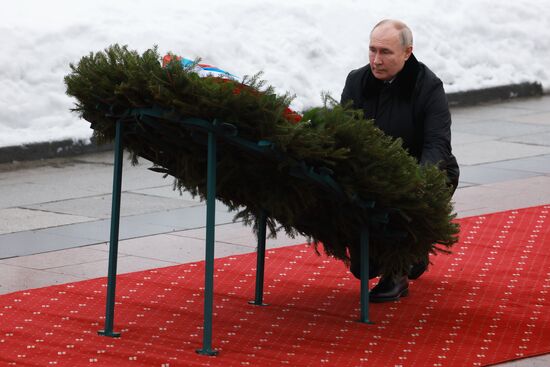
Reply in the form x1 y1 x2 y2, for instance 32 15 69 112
65 44 459 276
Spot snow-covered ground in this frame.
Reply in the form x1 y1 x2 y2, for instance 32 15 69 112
1 0 549 147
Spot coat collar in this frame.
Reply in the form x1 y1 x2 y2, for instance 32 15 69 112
363 54 420 100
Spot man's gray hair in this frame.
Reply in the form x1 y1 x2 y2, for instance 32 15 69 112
372 19 413 48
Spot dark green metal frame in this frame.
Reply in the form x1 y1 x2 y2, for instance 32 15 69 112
249 209 268 306
196 129 219 355
97 109 379 355
98 119 123 338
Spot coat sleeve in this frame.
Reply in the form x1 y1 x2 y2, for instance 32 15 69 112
340 66 367 108
340 71 353 106
418 80 453 169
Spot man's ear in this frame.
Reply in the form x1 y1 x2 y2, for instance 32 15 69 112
404 46 413 60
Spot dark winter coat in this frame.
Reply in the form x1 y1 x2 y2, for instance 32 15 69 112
341 54 459 189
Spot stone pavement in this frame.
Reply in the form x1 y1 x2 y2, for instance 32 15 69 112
1 95 550 366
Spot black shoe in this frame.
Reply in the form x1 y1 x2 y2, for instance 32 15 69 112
369 275 409 303
408 255 429 280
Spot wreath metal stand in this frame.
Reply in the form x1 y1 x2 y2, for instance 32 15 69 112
96 109 378 355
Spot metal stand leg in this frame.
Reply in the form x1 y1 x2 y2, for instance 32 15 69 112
249 209 268 306
359 226 374 324
98 120 123 338
196 131 219 356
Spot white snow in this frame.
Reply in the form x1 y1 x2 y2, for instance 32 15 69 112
1 0 549 147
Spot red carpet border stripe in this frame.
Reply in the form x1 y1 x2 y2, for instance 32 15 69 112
0 205 549 366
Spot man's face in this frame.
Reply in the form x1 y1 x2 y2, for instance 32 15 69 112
369 25 413 81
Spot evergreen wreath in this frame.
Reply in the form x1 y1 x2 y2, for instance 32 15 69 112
65 44 459 276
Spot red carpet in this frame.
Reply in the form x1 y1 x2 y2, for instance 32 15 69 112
1 205 549 366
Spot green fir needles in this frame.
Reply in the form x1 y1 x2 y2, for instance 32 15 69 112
65 44 459 276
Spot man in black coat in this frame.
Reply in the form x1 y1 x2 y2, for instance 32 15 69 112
341 19 459 302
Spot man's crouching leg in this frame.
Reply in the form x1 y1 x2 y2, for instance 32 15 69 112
348 244 409 303
348 244 381 280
